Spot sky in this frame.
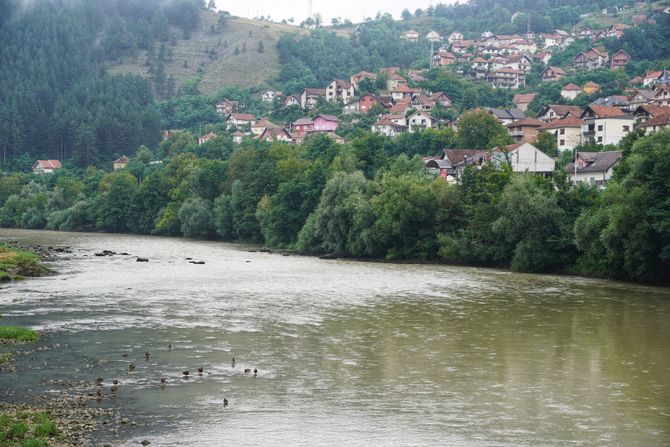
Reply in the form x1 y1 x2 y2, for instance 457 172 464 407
214 0 452 24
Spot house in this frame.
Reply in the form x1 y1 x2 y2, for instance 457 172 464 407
637 113 670 134
371 116 408 137
512 93 537 113
537 105 583 122
226 113 256 129
350 71 377 89
610 49 631 69
574 48 609 71
326 80 355 104
300 88 325 110
627 89 655 109
505 54 533 72
484 107 526 125
379 67 400 75
426 31 442 42
492 142 555 174
32 160 62 175
262 90 281 102
407 110 435 132
402 30 419 41
113 155 129 170
538 116 583 152
411 94 436 111
541 66 567 82
652 84 670 107
432 51 456 67
447 31 464 43
389 97 412 115
606 23 631 39
632 104 670 124
564 151 622 185
488 68 526 89
408 69 426 82
582 81 601 95
216 98 239 115
257 127 293 143
431 92 452 107
591 96 629 108
391 84 422 101
426 149 488 182
342 101 359 115
471 57 490 78
535 51 552 65
561 83 582 100
451 39 474 54
283 95 300 108
506 117 545 143
312 115 340 132
291 118 314 133
231 131 245 144
580 105 634 145
510 39 537 53
643 69 670 88
387 74 407 91
198 131 217 145
251 119 279 136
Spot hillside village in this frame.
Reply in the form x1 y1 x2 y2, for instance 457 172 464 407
173 7 670 186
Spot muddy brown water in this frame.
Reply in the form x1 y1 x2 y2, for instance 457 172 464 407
1 229 669 446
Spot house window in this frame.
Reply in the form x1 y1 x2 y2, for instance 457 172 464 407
559 139 565 146
559 129 565 135
597 125 603 131
623 125 630 132
597 136 603 142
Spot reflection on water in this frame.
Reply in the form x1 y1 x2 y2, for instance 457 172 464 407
1 229 669 446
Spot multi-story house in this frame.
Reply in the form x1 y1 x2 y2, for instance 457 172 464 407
580 105 634 145
574 48 609 71
488 68 526 89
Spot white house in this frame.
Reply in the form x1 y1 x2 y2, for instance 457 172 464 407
326 80 355 104
407 110 435 132
538 116 583 152
560 83 582 100
448 31 464 43
492 142 555 174
261 90 281 102
226 113 256 129
32 159 62 175
564 151 622 186
580 105 634 145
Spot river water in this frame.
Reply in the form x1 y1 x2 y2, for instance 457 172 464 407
0 229 669 446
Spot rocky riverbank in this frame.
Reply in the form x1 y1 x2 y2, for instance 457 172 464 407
0 241 57 281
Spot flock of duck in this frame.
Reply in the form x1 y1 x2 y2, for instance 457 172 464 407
113 343 257 407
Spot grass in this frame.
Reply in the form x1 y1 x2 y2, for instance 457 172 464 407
0 245 46 282
0 412 59 447
105 11 299 94
0 327 39 344
0 353 12 366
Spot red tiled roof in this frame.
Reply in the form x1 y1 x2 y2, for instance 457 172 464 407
585 105 626 118
562 83 582 91
538 116 583 130
505 117 544 128
35 160 62 169
637 112 670 127
513 93 536 104
229 113 256 121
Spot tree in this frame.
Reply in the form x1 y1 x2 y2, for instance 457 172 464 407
95 172 138 232
207 0 216 10
456 110 509 149
535 131 558 157
179 197 215 238
401 9 412 20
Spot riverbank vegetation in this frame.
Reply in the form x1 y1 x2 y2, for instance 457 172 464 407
0 245 47 282
0 410 60 447
0 326 39 344
1 125 669 285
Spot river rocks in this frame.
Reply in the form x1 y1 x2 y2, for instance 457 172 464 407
136 257 149 262
189 260 205 265
259 247 272 253
319 253 338 260
141 440 152 446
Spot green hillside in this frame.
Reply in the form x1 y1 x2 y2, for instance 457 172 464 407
106 12 305 95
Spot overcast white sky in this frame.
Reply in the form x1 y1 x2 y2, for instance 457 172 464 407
214 0 453 24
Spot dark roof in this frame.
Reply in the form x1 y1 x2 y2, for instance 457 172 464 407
506 117 544 128
539 105 583 119
441 149 489 167
485 108 526 120
564 151 623 174
637 113 670 127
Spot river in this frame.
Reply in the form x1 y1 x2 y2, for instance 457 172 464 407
1 229 669 446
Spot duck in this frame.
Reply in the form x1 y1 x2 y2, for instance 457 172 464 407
145 352 151 360
231 357 236 367
253 368 258 376
128 363 136 371
244 368 251 374
112 380 119 385
197 367 204 375
168 343 172 351
223 398 228 406
183 370 190 377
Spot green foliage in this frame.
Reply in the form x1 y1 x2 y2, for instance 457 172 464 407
457 111 510 149
95 171 138 232
0 325 39 343
179 197 215 238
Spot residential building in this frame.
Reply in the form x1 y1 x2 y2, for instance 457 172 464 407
484 107 526 125
216 98 238 115
637 113 670 133
198 131 217 145
540 66 566 82
506 117 544 143
512 93 537 113
574 48 609 70
627 89 655 109
291 118 314 133
538 116 583 152
231 131 245 144
492 142 555 174
537 105 583 122
386 74 407 91
561 83 582 100
488 68 526 89
632 104 670 124
431 92 452 107
580 105 634 145
251 119 279 136
447 31 464 43
652 85 670 107
407 110 435 132
300 88 325 110
610 49 631 69
283 95 300 108
371 116 408 137
564 151 622 185
582 81 601 95
426 149 488 182
326 80 355 104
257 127 293 143
312 115 340 132
113 156 129 170
226 113 256 129
261 90 281 102
402 30 419 41
505 54 533 72
32 160 62 175
432 51 456 67
390 84 422 101
350 71 377 89
643 69 670 88
426 31 442 42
